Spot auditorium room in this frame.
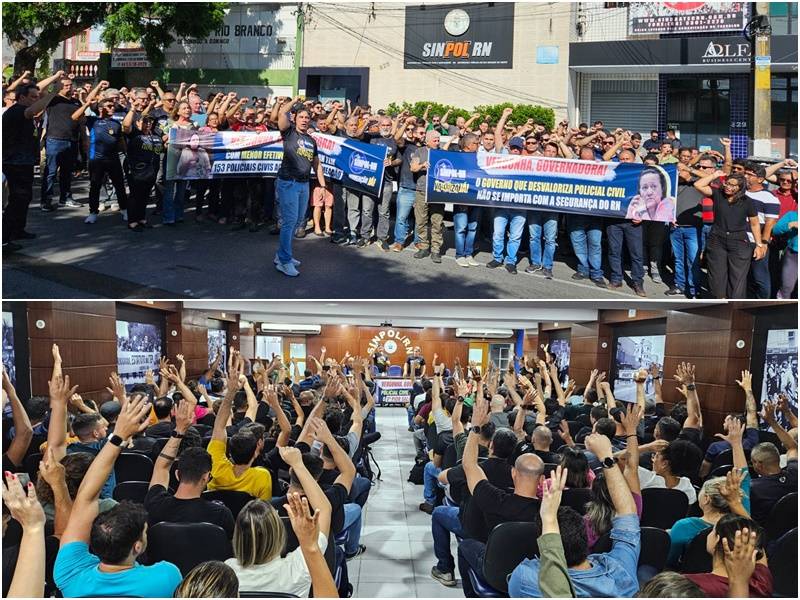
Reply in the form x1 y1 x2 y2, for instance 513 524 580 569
1 300 797 598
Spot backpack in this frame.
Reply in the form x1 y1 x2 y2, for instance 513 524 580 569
407 455 429 485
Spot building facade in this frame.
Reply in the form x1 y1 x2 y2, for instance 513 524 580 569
568 2 798 159
299 2 571 118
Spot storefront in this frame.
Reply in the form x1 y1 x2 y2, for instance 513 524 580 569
568 2 798 159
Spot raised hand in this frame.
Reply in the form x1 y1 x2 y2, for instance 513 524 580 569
719 466 746 506
174 396 194 433
585 432 613 460
106 372 127 404
735 370 752 392
674 362 696 386
114 394 151 439
716 415 744 445
622 404 642 436
49 374 78 406
38 447 65 488
284 492 320 551
1 472 45 531
633 368 648 384
472 394 489 427
760 399 777 424
540 464 568 526
649 363 661 379
279 445 303 467
52 343 62 364
722 528 758 586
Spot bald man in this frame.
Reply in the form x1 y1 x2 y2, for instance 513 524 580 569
489 394 510 430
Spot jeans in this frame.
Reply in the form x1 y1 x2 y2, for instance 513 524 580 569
432 505 463 573
2 164 34 237
453 206 482 258
41 138 77 205
527 211 558 269
349 474 371 508
423 461 442 505
406 404 416 428
701 223 712 254
492 209 527 264
342 502 363 555
567 215 604 280
670 225 701 296
162 179 187 224
606 221 644 285
748 246 771 299
276 178 310 264
393 187 417 244
457 538 487 598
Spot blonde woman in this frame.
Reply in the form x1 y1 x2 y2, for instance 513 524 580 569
175 561 238 598
225 447 331 596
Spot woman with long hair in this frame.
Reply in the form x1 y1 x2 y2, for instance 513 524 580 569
694 170 765 298
174 561 238 598
162 100 196 226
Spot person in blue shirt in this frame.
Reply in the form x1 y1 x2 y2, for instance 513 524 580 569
54 395 182 598
66 412 116 499
772 210 797 299
70 80 129 224
508 432 641 598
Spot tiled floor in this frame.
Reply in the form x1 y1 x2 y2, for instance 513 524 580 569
350 408 464 598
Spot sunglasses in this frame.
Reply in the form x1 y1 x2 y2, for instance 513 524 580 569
778 178 793 183
525 141 537 145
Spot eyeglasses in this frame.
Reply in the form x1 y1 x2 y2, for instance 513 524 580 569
698 165 715 169
602 141 614 145
778 177 793 183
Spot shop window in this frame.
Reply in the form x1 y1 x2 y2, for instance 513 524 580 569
667 78 730 150
771 2 797 35
771 75 797 158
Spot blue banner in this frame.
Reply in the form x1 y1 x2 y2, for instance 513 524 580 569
426 150 679 222
166 129 388 196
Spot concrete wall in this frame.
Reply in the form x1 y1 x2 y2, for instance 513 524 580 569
301 2 571 118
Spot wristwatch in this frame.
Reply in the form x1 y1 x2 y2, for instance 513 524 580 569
601 456 618 470
107 433 125 447
686 384 696 391
472 425 482 435
170 430 185 439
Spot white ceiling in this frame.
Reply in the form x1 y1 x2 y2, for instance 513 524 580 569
183 300 722 330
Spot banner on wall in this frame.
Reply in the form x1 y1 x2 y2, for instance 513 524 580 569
613 335 666 403
628 2 748 36
425 151 678 223
374 378 414 407
165 129 388 196
208 329 227 367
761 329 798 431
2 311 15 386
116 321 162 388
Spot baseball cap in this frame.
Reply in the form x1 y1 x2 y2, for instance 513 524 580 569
509 136 525 150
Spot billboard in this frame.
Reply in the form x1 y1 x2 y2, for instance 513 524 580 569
404 3 515 69
761 329 798 431
628 2 748 35
116 320 162 388
613 335 666 403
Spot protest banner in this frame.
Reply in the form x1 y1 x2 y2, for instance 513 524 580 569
426 151 678 223
115 321 162 388
166 128 388 196
374 378 414 407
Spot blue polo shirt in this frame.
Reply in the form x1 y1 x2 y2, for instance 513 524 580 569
86 116 122 160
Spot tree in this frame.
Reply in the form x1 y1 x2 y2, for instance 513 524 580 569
3 2 227 73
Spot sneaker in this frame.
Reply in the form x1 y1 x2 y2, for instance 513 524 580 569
486 260 502 269
431 567 457 587
275 261 300 277
295 228 306 239
608 281 623 288
466 256 481 267
419 502 434 515
389 242 404 252
592 278 608 289
40 203 55 212
346 236 358 246
542 268 554 279
526 263 543 274
505 263 517 274
456 257 470 267
572 272 589 280
650 271 663 284
11 230 36 240
633 283 647 297
345 544 367 560
431 252 442 264
84 213 98 224
63 199 82 208
121 209 128 221
110 202 120 212
378 240 390 252
665 287 683 296
273 255 302 267
128 224 144 233
356 238 369 248
414 248 431 259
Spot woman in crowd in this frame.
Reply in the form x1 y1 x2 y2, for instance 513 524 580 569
771 208 797 298
122 110 163 232
626 166 676 222
162 100 197 226
174 561 239 598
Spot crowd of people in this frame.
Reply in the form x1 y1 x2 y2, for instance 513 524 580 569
2 70 798 295
2 337 797 598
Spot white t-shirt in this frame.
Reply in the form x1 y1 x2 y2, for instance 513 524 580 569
226 532 328 597
638 466 697 505
746 189 781 242
413 392 427 410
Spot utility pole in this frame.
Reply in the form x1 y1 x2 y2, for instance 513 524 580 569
751 2 772 157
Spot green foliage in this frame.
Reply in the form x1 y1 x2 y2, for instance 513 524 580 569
386 100 554 130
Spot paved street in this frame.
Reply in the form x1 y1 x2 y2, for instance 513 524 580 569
4 177 681 300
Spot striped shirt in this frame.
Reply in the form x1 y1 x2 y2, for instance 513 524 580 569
746 189 781 242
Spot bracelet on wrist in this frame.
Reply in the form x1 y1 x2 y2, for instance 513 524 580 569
158 453 177 461
626 434 638 439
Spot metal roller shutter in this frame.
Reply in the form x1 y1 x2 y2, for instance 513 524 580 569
590 79 658 135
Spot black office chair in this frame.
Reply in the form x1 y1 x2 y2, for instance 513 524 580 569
482 521 540 593
769 527 797 597
23 452 43 483
638 527 671 574
679 528 713 574
147 522 232 576
115 452 154 483
442 443 458 470
561 488 592 515
202 489 256 520
542 463 559 478
708 448 733 472
640 488 689 530
765 492 797 542
707 464 734 478
112 481 150 504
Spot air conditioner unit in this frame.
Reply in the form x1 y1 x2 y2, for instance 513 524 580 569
455 328 514 339
259 323 321 335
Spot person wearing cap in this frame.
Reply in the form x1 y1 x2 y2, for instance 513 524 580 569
507 136 525 155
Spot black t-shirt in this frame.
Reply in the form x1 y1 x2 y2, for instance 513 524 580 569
750 460 798 524
126 128 164 174
711 188 757 234
150 108 171 138
271 482 349 536
145 421 174 438
398 142 422 189
278 126 317 182
45 95 81 141
318 467 340 488
676 179 704 227
2 104 38 165
462 479 541 543
144 484 235 538
373 352 389 374
405 356 426 377
86 116 123 160
564 403 593 421
369 135 398 181
447 457 513 506
510 441 559 465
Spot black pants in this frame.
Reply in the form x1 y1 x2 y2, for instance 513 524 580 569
128 175 156 224
643 221 668 268
88 158 128 214
194 180 222 215
2 164 34 237
706 231 753 298
606 221 644 285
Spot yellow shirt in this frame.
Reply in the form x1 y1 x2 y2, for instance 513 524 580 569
206 439 272 500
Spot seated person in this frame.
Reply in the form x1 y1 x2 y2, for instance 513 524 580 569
144 396 175 438
509 433 641 598
66 413 116 498
145 397 234 537
53 396 183 597
638 439 701 504
684 515 773 597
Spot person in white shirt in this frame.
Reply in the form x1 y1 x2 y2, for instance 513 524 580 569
637 439 702 504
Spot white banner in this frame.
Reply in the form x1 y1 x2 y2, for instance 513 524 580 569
111 48 151 69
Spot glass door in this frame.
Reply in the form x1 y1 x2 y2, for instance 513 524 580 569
489 344 513 371
256 335 283 361
667 78 730 150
